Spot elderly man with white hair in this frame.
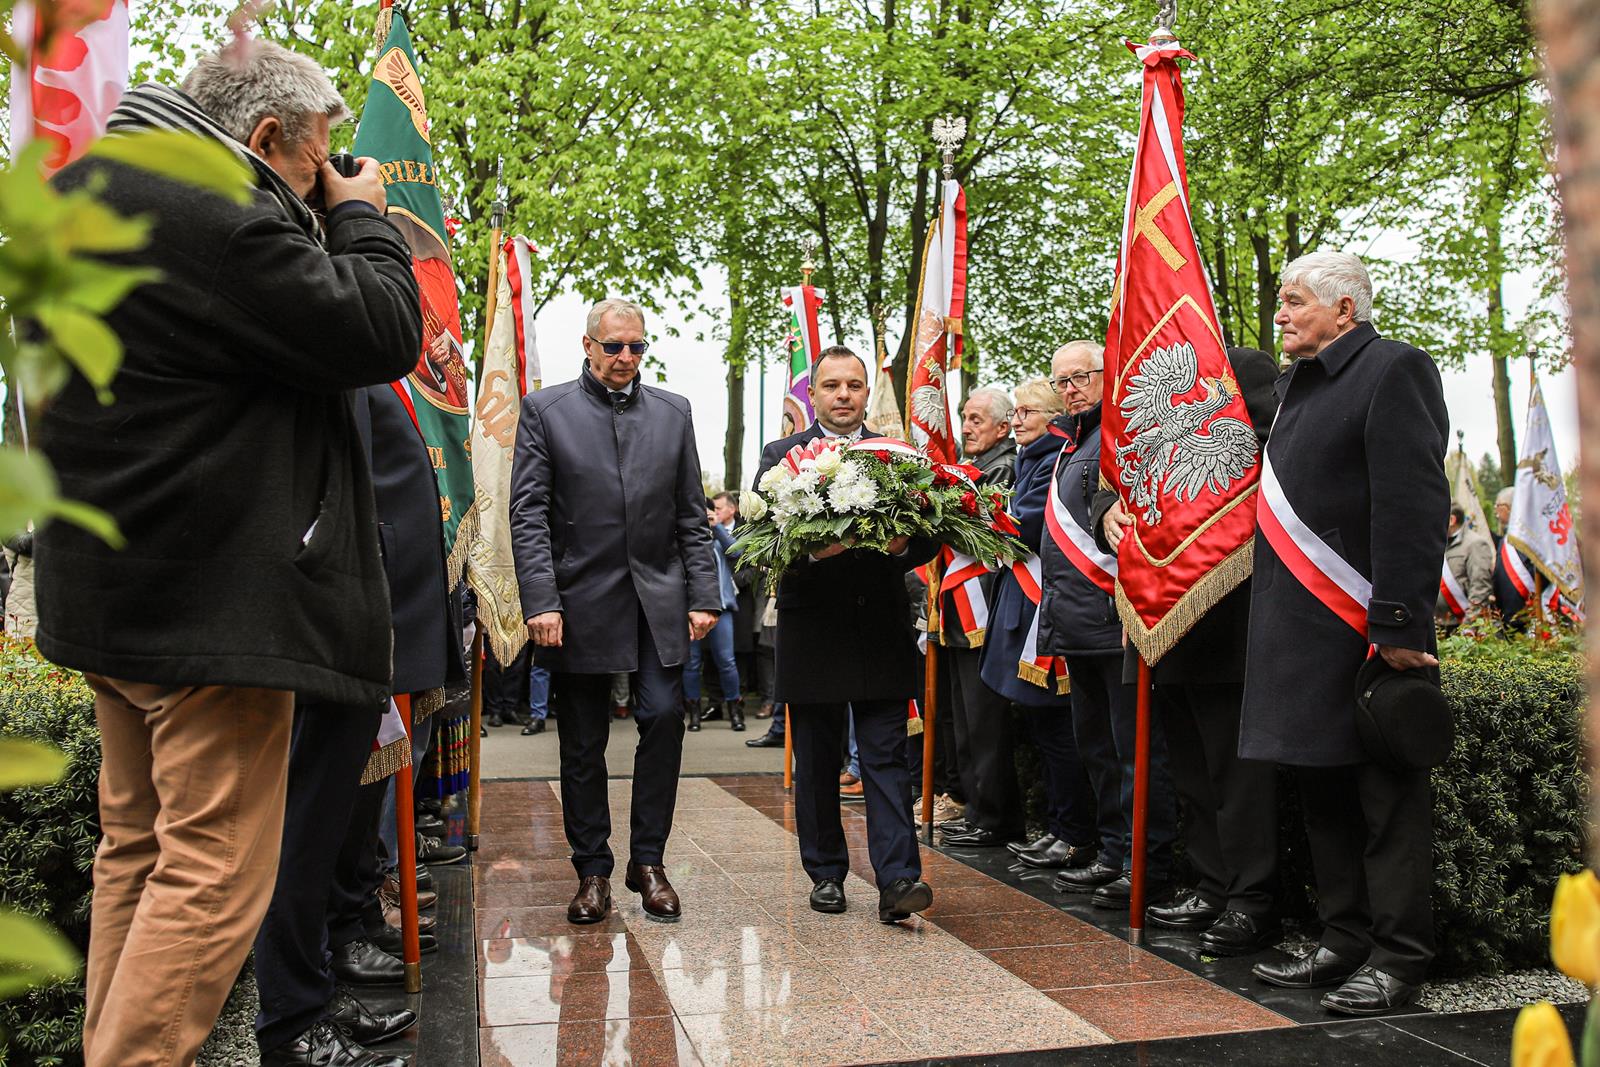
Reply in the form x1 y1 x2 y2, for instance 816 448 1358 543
1240 251 1449 1015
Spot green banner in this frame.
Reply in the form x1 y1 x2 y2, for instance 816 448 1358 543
353 12 476 578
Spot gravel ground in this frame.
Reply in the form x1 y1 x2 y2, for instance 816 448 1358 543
1273 929 1589 1014
196 955 261 1067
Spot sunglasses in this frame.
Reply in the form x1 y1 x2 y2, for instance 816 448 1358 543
586 336 650 356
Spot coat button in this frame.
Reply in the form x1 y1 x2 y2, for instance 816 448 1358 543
1393 607 1406 621
856 595 867 607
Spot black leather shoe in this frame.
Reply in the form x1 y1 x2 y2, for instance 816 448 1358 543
745 730 784 748
521 719 546 735
329 985 417 1045
685 699 702 732
331 939 405 986
1146 889 1224 930
413 813 446 839
1321 966 1419 1016
809 878 846 914
486 710 506 728
1017 840 1096 871
1253 946 1362 989
414 865 434 894
263 1019 408 1066
417 834 466 866
939 825 1009 847
1052 861 1120 893
370 923 437 957
728 700 746 732
1007 832 1056 857
1091 875 1171 909
878 878 933 923
1199 910 1281 956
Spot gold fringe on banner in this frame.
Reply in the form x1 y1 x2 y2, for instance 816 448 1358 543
1118 539 1254 664
413 687 445 723
1016 659 1051 688
359 736 411 787
372 4 393 50
445 506 481 591
907 716 924 737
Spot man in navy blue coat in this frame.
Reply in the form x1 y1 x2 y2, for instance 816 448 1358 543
752 347 939 923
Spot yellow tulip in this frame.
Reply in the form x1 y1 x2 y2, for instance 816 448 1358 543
1551 870 1600 986
1512 1002 1575 1067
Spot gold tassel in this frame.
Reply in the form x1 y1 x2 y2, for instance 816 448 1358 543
1119 541 1254 665
372 5 393 50
444 507 481 591
907 717 924 737
359 735 412 786
1016 659 1051 688
413 687 445 723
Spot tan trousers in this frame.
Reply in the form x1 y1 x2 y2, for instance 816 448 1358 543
82 675 293 1067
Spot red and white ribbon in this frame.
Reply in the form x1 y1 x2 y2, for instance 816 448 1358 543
1257 451 1372 636
940 548 991 641
1501 537 1534 601
1013 555 1069 693
1439 560 1467 620
1045 448 1118 596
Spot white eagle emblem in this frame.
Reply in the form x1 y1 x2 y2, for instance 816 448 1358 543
1115 340 1257 526
909 308 950 441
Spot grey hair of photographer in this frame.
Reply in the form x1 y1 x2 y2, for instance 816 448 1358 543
182 40 349 149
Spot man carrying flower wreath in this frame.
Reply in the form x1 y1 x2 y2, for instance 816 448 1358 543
751 346 942 922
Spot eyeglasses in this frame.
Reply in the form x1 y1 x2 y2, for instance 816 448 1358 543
1051 370 1102 392
586 336 650 356
1012 406 1044 420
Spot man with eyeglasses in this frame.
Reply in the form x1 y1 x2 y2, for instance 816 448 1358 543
510 298 723 926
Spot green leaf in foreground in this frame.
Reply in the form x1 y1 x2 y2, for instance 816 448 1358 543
0 910 81 1001
0 737 67 789
0 447 124 547
89 129 254 205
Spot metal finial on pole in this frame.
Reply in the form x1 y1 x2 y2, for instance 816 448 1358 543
932 115 966 179
489 157 507 232
1153 0 1178 39
800 236 818 286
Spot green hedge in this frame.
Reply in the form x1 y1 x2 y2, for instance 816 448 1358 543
0 639 97 1067
1013 631 1588 978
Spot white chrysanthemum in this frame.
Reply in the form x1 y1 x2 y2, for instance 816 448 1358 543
829 476 879 513
813 447 843 477
790 469 821 494
741 491 769 521
758 465 791 492
797 490 827 517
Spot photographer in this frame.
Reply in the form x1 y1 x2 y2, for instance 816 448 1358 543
34 42 421 1067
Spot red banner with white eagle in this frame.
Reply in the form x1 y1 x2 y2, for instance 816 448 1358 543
1101 37 1261 663
905 177 966 466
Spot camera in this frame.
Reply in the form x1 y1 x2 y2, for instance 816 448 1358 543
327 153 361 179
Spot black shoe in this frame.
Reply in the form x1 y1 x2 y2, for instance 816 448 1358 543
413 813 446 839
417 833 466 866
809 878 846 914
329 984 417 1045
701 703 723 721
414 865 434 894
728 700 746 732
1007 832 1056 857
936 818 971 836
521 718 546 735
1052 861 1119 893
1253 946 1362 989
1091 874 1133 908
745 730 784 748
1199 910 1281 956
480 725 488 737
1321 966 1419 1016
263 1019 408 1067
685 699 702 732
331 939 405 987
939 825 1011 848
486 710 506 728
1016 840 1096 871
878 878 933 923
1146 889 1224 930
370 923 438 957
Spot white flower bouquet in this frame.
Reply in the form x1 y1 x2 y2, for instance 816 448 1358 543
731 435 1021 589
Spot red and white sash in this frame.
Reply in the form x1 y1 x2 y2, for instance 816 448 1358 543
1439 560 1467 620
1013 555 1070 694
1257 451 1372 636
939 547 992 643
1500 537 1534 601
1044 447 1117 596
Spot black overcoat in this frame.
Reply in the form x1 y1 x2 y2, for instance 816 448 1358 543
753 426 939 704
1239 324 1449 766
936 437 1016 649
34 160 421 706
355 386 466 695
1037 405 1122 658
510 365 722 673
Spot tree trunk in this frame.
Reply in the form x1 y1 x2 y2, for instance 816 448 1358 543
893 162 933 403
1536 0 1600 841
1484 197 1519 482
1249 222 1276 355
723 261 748 491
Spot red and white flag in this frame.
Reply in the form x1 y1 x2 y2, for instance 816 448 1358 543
1101 36 1261 662
8 0 129 175
1506 373 1584 611
905 177 966 466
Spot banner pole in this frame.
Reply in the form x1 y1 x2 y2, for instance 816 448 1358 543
392 692 423 991
920 577 940 845
783 705 793 792
1128 655 1152 945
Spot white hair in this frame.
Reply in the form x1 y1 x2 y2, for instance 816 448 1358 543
965 386 1012 424
1051 339 1102 371
1280 251 1374 323
586 298 647 337
182 41 348 148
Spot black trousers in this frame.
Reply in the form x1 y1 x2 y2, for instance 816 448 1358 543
1156 683 1277 916
328 775 390 954
555 610 685 877
1064 652 1177 876
253 701 383 1052
1025 707 1098 847
485 643 532 717
944 646 1020 833
790 699 919 890
1297 762 1435 984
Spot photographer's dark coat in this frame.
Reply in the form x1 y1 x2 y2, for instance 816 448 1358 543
35 160 421 706
510 366 722 673
753 425 939 704
1239 324 1449 766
